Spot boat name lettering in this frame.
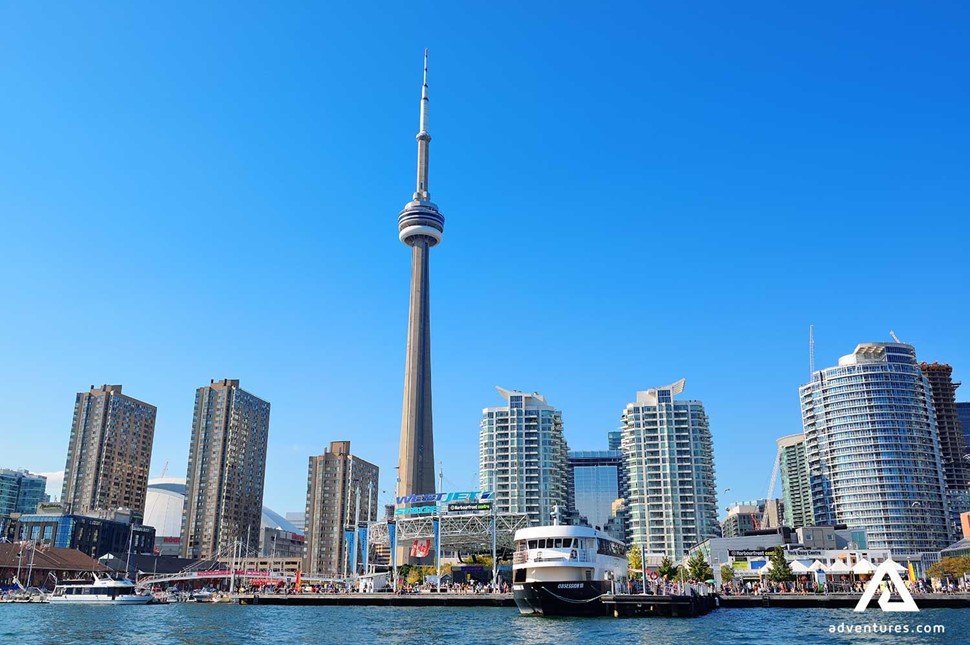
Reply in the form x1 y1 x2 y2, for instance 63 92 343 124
557 583 583 589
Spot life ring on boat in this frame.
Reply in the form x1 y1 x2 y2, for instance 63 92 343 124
570 549 577 560
648 571 659 581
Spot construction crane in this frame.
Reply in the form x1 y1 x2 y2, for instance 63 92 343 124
890 330 903 344
761 446 782 529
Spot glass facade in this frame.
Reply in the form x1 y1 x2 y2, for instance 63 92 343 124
0 470 47 516
800 343 951 556
567 450 624 530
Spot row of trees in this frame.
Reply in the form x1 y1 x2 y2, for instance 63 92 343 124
627 547 714 582
629 546 797 585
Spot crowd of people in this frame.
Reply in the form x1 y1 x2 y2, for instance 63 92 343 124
719 577 970 595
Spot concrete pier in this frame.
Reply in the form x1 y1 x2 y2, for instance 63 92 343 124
234 592 514 607
720 593 970 609
602 594 718 618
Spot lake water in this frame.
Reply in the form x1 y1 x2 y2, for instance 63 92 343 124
0 604 966 644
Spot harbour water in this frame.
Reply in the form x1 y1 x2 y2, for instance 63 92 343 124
0 604 967 644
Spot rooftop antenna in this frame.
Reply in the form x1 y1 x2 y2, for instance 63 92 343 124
809 324 815 378
890 330 902 344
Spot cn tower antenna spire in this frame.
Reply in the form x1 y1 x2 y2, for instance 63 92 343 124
414 49 431 201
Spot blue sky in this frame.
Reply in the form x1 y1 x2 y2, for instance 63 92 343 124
1 2 968 519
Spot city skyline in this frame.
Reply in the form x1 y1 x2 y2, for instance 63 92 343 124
2 3 970 519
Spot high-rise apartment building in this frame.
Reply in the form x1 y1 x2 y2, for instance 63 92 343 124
62 385 156 517
620 380 718 560
567 451 625 531
0 470 47 517
801 343 950 556
480 388 568 526
180 379 270 560
920 363 969 491
777 433 815 529
304 441 379 576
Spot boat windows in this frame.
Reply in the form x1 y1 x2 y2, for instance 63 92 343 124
597 538 626 557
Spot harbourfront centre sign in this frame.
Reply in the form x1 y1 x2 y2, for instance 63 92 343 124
394 491 494 516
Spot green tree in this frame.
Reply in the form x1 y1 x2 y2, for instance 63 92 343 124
628 545 643 579
927 556 970 579
766 548 794 582
657 556 677 580
686 551 714 582
720 564 735 586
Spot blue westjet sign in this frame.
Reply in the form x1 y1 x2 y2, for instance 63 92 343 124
395 491 493 516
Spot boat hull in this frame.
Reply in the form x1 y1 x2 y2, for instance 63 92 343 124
48 595 153 605
513 581 612 617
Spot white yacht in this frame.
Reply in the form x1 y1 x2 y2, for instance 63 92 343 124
512 525 628 616
49 576 153 604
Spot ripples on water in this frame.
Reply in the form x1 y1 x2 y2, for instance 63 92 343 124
0 604 965 644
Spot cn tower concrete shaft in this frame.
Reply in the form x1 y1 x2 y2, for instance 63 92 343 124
398 235 436 499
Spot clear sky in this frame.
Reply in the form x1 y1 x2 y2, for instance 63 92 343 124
1 2 968 520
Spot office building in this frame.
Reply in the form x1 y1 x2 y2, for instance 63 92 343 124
607 432 622 451
480 388 569 526
261 527 305 559
619 380 719 560
61 385 156 517
721 499 784 537
180 379 271 560
9 505 154 560
0 470 47 517
777 433 815 529
304 441 379 577
800 342 950 556
567 450 625 530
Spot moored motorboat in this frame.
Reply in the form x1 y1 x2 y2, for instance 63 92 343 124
49 575 153 605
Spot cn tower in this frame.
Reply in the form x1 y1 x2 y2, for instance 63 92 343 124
396 50 443 519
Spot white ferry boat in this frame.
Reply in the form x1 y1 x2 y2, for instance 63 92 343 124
512 525 628 616
49 576 153 604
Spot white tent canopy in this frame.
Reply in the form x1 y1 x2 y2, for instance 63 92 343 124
828 560 852 574
852 559 875 575
791 560 812 574
886 559 907 573
808 560 827 572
